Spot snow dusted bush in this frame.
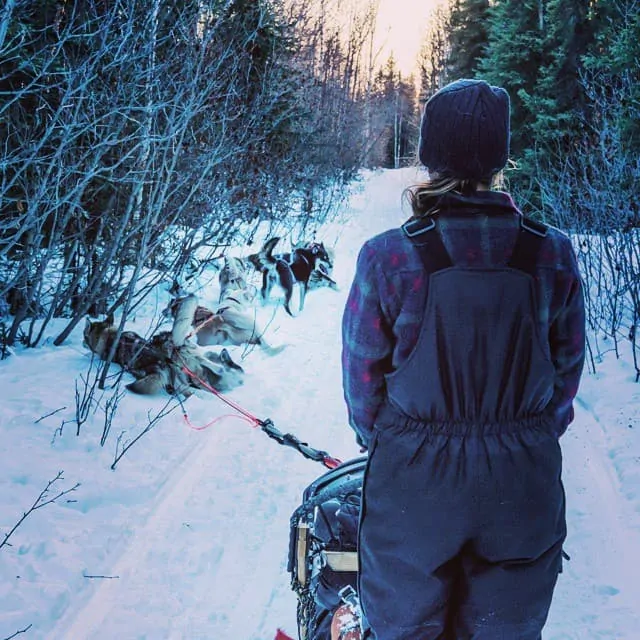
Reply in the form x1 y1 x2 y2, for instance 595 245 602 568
0 0 380 351
536 69 640 381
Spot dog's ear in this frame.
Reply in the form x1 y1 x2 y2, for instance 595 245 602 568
219 348 244 372
317 242 332 262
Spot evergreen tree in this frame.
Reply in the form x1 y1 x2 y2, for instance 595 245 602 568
478 0 545 159
367 57 418 168
526 0 595 159
367 57 397 167
446 0 490 81
384 75 419 168
582 0 640 154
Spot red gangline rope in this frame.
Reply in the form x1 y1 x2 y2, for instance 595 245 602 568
179 364 342 469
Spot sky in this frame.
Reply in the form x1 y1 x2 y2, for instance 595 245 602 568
1 167 639 639
374 0 445 76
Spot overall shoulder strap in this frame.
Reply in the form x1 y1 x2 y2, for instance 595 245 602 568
401 216 453 274
508 216 548 276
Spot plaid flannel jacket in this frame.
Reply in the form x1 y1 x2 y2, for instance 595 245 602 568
341 191 586 446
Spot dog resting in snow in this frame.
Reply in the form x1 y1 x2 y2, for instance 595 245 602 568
165 282 286 357
83 296 244 396
217 255 257 304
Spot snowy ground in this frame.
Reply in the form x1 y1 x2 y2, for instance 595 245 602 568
1 168 639 640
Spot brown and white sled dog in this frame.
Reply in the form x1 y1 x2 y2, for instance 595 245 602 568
83 297 244 396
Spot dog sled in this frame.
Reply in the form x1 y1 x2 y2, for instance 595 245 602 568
287 456 367 640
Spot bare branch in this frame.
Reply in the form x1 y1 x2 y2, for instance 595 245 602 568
2 623 33 640
0 472 80 551
111 398 181 470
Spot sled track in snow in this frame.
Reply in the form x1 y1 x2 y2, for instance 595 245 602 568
52 430 224 637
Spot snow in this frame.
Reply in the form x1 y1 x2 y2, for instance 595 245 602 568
1 168 640 640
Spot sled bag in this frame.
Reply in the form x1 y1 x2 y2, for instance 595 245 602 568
288 457 367 640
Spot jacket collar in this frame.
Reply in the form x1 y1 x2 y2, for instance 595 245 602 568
430 190 520 217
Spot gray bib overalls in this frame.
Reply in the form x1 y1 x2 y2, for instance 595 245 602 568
359 215 566 640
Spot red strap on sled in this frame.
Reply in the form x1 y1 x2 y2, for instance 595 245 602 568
182 412 257 431
180 365 342 470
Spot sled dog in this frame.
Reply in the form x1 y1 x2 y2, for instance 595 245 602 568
218 256 257 304
83 299 244 396
165 291 286 356
247 237 336 315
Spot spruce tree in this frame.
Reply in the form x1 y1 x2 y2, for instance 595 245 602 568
478 0 546 160
582 0 640 154
446 0 490 81
527 0 595 160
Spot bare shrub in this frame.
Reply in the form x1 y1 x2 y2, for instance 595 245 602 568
1 0 378 351
0 471 80 552
536 67 640 380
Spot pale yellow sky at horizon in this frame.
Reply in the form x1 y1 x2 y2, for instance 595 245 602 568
373 0 445 76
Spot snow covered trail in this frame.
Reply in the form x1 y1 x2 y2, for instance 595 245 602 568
2 168 639 639
48 169 415 640
546 406 640 639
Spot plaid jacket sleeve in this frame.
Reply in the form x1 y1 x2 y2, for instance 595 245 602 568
341 242 394 448
548 240 586 435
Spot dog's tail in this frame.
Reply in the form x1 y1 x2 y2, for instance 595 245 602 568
248 237 281 271
263 236 280 260
258 341 288 357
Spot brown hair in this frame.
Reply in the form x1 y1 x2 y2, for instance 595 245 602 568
403 172 504 218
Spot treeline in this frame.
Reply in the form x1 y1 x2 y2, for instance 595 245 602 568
421 0 640 379
0 0 385 349
365 56 419 169
2 0 638 375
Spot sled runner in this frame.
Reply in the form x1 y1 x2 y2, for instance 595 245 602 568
288 457 367 640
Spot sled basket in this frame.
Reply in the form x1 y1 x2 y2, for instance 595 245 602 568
288 456 367 640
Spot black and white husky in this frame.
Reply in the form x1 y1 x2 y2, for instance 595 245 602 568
247 238 336 316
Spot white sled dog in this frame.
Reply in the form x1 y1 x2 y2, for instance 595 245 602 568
165 285 286 357
218 256 257 304
83 296 244 396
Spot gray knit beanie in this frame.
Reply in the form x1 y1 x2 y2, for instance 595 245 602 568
418 79 510 180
